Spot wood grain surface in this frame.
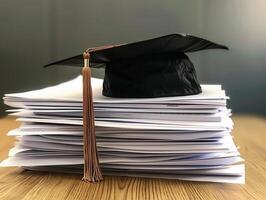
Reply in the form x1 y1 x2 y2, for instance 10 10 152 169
0 116 265 200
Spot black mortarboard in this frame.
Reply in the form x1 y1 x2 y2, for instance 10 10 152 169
45 34 228 98
45 34 228 183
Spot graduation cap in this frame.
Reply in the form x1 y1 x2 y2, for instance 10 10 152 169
46 34 228 98
45 34 228 182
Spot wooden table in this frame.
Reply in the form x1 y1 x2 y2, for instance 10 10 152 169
0 116 265 200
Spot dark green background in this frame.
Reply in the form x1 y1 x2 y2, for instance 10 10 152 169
0 0 265 116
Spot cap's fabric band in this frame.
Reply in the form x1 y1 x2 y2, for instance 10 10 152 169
82 51 103 182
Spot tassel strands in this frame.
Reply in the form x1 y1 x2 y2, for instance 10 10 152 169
82 51 103 183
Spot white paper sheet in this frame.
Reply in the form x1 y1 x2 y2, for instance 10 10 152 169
1 75 244 184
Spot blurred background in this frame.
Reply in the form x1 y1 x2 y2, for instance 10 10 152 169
0 0 265 116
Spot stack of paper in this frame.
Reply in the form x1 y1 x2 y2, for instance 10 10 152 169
1 76 244 183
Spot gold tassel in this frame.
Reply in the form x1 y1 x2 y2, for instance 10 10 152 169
82 51 103 183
